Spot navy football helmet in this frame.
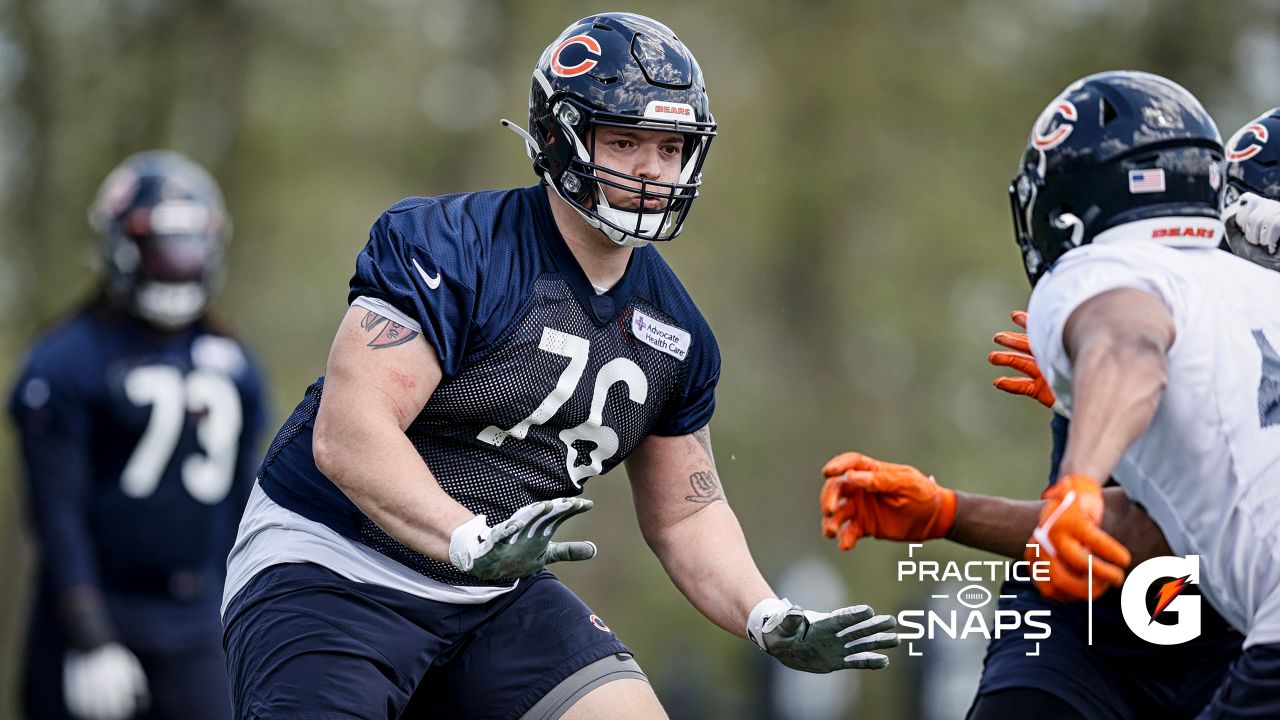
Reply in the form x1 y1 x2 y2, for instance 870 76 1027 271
89 151 228 329
1224 108 1280 270
505 12 716 247
1009 71 1224 284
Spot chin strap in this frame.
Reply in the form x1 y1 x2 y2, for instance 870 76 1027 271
501 118 657 248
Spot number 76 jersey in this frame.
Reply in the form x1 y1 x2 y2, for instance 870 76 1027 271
258 186 721 587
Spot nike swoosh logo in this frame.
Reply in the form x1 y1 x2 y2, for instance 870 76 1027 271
412 258 442 290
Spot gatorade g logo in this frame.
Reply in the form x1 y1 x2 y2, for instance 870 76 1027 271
1120 555 1202 645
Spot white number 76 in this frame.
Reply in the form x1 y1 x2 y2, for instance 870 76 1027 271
477 327 648 486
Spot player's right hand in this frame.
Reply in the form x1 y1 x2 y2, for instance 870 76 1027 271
1025 475 1132 601
820 452 957 551
1224 191 1280 254
747 597 898 672
988 310 1057 409
449 498 597 580
63 642 149 720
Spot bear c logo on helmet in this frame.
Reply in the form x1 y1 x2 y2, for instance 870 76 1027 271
1226 122 1269 162
1032 100 1079 151
550 34 602 78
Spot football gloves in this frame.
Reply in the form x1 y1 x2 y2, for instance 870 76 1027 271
820 452 957 551
449 498 597 580
1224 191 1280 255
747 597 898 672
988 310 1057 410
63 642 149 720
1025 475 1131 601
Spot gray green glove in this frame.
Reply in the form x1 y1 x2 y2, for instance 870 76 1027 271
448 498 597 580
746 597 899 672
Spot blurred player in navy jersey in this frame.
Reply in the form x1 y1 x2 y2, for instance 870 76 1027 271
221 12 897 720
820 95 1280 719
10 151 269 720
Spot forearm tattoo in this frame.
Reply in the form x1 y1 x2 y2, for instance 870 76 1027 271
361 311 419 349
686 426 724 503
685 470 725 504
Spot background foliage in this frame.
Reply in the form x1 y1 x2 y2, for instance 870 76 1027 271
1 1 1277 717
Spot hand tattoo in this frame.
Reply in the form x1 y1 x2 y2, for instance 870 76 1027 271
685 470 724 504
361 311 419 349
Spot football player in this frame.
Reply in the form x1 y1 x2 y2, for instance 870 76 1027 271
821 92 1280 719
9 151 269 720
220 13 898 720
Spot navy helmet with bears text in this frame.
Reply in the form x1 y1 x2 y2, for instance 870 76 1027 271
504 12 716 248
1009 71 1224 285
89 151 229 329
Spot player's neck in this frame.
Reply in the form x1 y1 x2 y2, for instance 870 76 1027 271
547 187 632 291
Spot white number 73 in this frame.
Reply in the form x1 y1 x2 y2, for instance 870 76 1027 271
121 365 242 504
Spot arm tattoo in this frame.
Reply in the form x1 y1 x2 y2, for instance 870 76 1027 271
361 311 420 349
685 426 723 503
693 425 715 464
685 470 725 504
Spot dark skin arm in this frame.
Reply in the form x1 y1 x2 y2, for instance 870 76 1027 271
949 486 1169 563
1057 288 1175 481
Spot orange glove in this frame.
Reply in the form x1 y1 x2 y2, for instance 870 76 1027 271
988 310 1057 409
820 452 957 551
1024 475 1132 601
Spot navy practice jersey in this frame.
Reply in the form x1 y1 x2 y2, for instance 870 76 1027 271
259 184 720 587
9 305 268 602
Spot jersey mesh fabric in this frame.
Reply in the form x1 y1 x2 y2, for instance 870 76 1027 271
359 276 688 586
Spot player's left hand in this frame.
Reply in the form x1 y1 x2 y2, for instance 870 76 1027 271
988 310 1057 409
820 452 957 551
747 597 899 672
1224 191 1280 254
449 498 597 580
63 642 150 720
1025 475 1132 601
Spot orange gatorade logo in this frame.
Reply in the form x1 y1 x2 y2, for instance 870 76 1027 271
1120 555 1203 645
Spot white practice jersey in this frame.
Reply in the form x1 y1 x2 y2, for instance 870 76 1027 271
1028 217 1280 648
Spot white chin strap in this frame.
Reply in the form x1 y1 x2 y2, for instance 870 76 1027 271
590 190 666 248
135 282 207 329
499 116 686 248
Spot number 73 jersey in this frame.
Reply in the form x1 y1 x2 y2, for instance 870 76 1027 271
8 307 268 597
258 186 721 587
